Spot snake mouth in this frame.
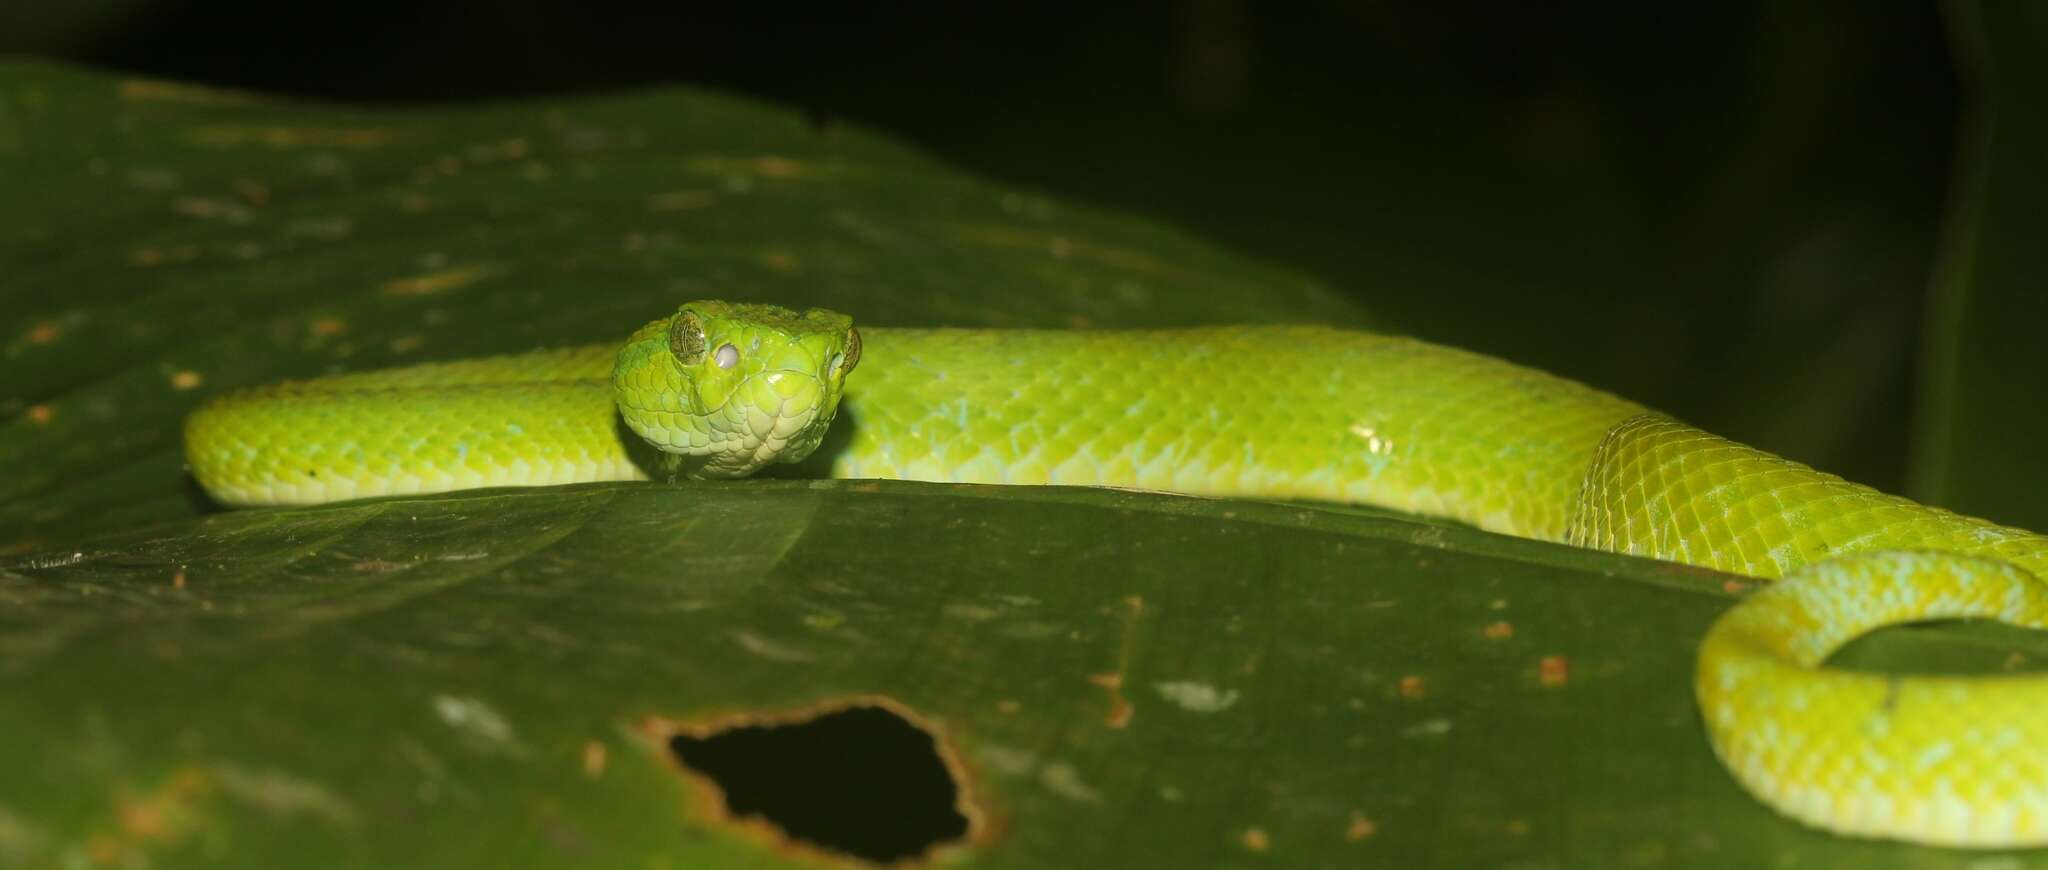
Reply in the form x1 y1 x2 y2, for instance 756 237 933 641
615 367 839 478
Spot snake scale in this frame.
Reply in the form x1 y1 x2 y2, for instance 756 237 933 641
184 300 2048 848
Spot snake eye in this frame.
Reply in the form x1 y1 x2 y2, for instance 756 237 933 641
714 343 741 370
668 312 707 365
839 327 861 376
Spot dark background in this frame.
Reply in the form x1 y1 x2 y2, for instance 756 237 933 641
6 1 1963 496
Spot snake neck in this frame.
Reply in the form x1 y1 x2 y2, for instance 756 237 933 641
819 326 1648 542
1568 413 2048 579
820 326 2048 579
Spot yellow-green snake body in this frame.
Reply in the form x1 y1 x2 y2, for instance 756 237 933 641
184 301 2048 847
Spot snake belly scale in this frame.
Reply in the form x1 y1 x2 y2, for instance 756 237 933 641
184 300 2048 847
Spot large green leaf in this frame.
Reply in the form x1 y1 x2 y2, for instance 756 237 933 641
8 482 2042 868
1 59 2042 868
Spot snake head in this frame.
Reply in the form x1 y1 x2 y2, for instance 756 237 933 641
613 300 859 478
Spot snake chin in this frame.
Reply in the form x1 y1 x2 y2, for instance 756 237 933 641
615 375 834 479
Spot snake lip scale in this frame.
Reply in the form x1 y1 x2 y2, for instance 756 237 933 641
184 299 2048 849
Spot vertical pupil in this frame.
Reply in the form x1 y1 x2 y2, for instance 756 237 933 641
668 313 706 364
841 327 862 374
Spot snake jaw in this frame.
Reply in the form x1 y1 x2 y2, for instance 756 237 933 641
613 301 855 479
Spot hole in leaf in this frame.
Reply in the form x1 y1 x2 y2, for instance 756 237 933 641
663 700 975 865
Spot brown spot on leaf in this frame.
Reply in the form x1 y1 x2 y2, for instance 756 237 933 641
1397 675 1427 700
379 265 495 297
119 79 261 106
129 246 201 267
1089 595 1146 728
1345 811 1377 841
1087 673 1132 729
233 178 272 206
688 155 817 179
1538 656 1570 688
88 766 214 865
1241 827 1270 852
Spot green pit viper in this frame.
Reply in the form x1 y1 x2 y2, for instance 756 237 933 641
184 300 2048 848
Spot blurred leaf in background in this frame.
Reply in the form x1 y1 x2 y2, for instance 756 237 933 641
1912 0 2048 531
0 0 155 56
